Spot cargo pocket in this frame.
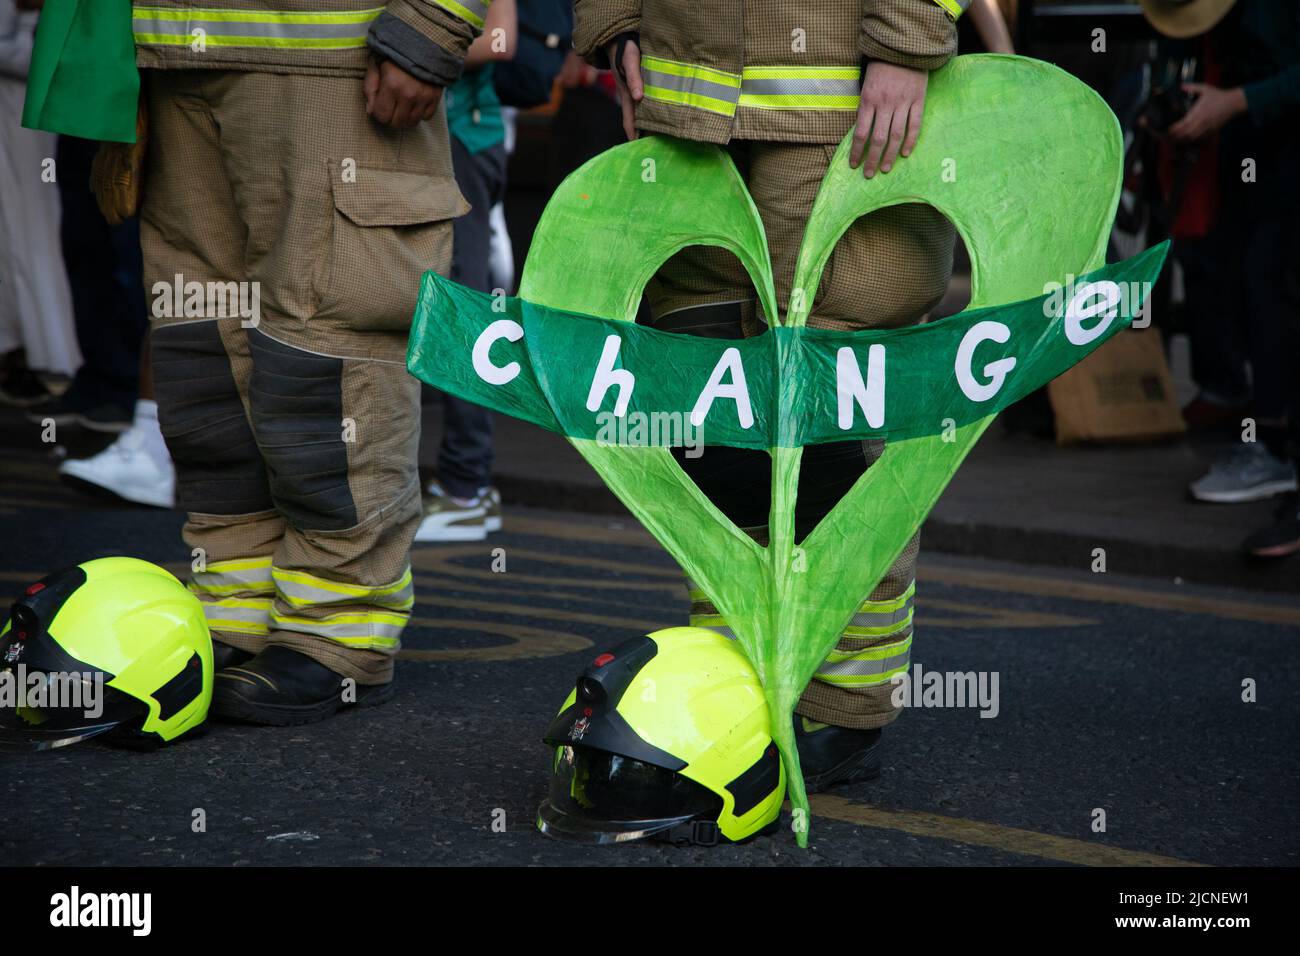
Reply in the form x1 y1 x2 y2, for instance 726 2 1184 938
314 164 469 332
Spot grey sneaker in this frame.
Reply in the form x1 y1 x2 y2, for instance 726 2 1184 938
414 481 487 542
1188 443 1298 504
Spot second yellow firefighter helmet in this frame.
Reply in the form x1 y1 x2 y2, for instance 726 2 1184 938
537 626 785 846
0 557 212 750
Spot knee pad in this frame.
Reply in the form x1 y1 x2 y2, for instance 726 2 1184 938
246 329 357 531
152 320 273 515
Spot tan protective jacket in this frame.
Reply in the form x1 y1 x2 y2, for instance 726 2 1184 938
574 0 961 144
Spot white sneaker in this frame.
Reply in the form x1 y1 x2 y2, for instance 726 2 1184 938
59 402 176 509
482 486 502 533
414 481 488 542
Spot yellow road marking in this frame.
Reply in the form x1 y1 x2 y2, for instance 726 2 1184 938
6 519 1290 629
418 594 671 634
411 544 681 592
920 564 1300 628
412 575 1092 631
469 518 1300 628
504 514 655 547
411 552 1094 630
399 619 591 662
921 597 1091 629
809 795 1206 867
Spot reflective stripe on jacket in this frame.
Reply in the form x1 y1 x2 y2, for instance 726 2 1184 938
574 0 961 145
133 0 484 79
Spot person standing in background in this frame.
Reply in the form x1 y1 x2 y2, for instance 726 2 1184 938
22 127 148 432
1136 0 1300 517
0 0 79 406
417 0 516 543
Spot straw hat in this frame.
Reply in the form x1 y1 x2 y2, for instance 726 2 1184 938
1138 0 1238 38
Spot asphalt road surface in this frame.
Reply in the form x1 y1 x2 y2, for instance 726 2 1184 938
2 447 1298 867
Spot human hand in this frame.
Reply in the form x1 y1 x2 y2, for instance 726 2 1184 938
1168 83 1247 141
605 37 643 140
850 61 929 178
364 57 443 129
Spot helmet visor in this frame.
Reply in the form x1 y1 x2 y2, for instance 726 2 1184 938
537 745 722 845
0 669 143 752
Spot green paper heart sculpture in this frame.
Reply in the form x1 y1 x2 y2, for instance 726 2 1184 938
408 54 1168 846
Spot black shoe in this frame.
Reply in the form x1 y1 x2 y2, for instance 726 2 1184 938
0 362 52 407
24 393 83 426
77 401 132 434
1242 493 1300 560
794 716 882 793
212 645 394 726
212 640 255 672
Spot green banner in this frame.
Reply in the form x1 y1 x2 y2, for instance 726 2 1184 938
411 245 1166 450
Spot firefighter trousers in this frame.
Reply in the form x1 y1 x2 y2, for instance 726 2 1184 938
140 69 466 683
646 138 955 729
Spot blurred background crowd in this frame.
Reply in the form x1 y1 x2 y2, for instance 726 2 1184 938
1 0 1298 569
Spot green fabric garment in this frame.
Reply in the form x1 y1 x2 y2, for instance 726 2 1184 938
22 0 138 143
446 64 505 154
409 54 1167 847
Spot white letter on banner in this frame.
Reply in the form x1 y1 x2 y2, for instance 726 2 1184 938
691 347 754 428
956 321 1017 402
1064 280 1121 345
586 335 636 416
836 344 885 429
472 319 524 385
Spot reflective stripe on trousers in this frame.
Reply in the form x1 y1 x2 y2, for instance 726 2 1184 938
190 556 274 637
190 557 413 651
269 566 414 650
641 57 862 118
687 576 914 688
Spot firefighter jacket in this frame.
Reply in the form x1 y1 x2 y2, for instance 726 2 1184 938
574 0 965 144
132 0 491 86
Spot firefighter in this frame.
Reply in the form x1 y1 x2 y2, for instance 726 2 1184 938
130 0 490 725
574 0 967 786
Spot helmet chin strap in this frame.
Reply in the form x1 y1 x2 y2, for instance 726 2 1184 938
657 819 722 847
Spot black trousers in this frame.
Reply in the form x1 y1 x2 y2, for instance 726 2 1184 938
1181 118 1299 423
430 137 508 499
57 136 147 410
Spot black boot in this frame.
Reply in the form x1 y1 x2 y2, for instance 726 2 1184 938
212 645 394 726
211 640 254 672
794 716 882 793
